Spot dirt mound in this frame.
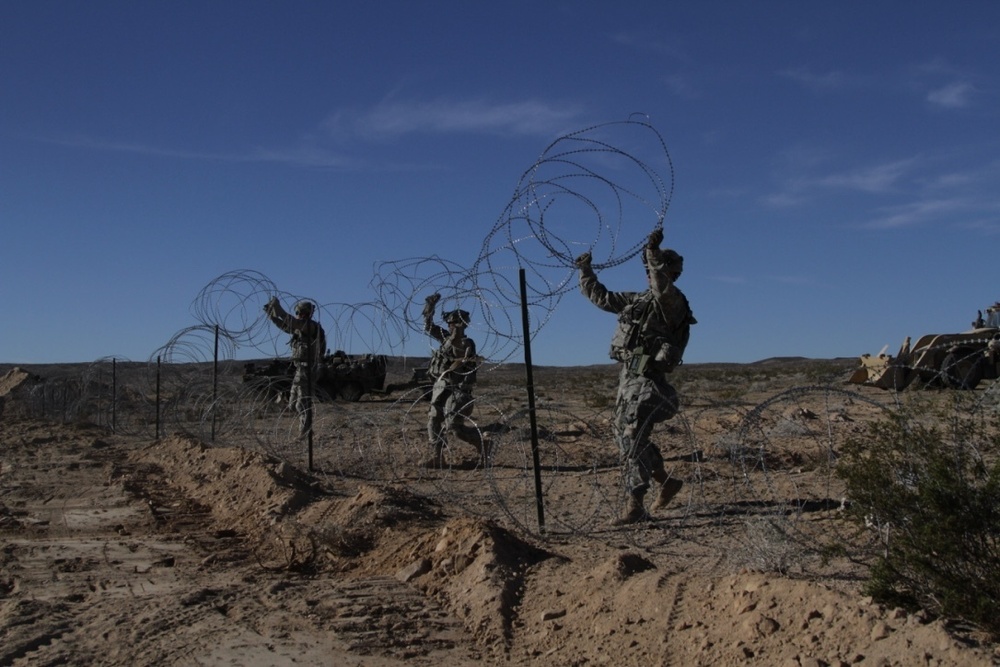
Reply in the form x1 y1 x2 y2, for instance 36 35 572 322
111 424 996 666
390 516 554 652
302 482 557 652
594 551 658 581
131 433 322 529
130 435 556 654
508 555 993 666
294 483 446 569
306 483 443 530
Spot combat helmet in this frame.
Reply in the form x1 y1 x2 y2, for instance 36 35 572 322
661 249 683 277
294 300 315 317
645 247 684 279
443 309 471 326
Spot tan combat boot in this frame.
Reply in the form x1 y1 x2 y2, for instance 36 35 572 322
419 446 446 469
455 424 491 464
650 474 683 511
611 493 649 526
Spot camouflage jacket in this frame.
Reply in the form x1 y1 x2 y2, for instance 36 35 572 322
267 304 327 364
579 247 696 373
424 314 478 387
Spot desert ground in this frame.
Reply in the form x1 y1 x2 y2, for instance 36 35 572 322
1 358 998 666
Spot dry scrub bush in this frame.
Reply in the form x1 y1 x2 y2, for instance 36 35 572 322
727 516 801 575
837 409 1000 639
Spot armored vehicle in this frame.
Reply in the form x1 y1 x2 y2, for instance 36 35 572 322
243 352 388 402
849 301 1000 390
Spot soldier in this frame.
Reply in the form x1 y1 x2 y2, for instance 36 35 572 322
575 228 696 524
421 293 487 468
264 297 327 437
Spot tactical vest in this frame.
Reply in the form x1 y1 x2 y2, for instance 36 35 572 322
429 339 477 384
290 322 323 364
609 292 693 370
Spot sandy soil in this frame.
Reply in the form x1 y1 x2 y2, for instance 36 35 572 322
1 361 998 666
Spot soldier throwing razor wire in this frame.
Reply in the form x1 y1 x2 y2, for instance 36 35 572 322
576 228 697 525
420 293 488 469
264 297 327 437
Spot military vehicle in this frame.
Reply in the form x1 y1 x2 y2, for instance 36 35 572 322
383 365 434 399
243 351 388 402
848 301 1000 390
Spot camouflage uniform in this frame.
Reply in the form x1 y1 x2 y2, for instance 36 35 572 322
421 294 485 468
265 298 327 436
577 231 696 523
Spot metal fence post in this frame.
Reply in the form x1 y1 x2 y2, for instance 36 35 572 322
519 268 545 533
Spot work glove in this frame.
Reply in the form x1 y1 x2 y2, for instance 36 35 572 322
423 293 441 319
263 296 279 314
574 251 592 270
647 227 664 250
652 342 682 373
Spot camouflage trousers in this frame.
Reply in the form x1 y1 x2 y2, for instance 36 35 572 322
427 380 483 453
613 364 679 496
289 362 314 436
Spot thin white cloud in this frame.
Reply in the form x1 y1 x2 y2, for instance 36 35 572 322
958 217 1000 235
709 275 747 284
768 275 814 286
247 145 359 168
815 159 916 194
864 198 971 229
778 66 851 92
765 157 917 207
761 192 806 208
330 98 583 140
708 185 752 199
41 134 357 168
927 81 975 109
45 135 231 161
923 171 977 189
911 58 980 109
614 31 697 99
916 57 959 77
662 74 700 100
41 97 583 168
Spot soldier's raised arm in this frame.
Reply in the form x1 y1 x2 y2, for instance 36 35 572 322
577 250 633 314
264 296 293 332
422 293 446 342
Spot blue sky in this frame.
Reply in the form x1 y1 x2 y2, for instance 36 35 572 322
3 1 999 366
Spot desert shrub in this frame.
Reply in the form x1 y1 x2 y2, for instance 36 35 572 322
727 517 801 574
583 389 612 409
836 412 1000 639
576 372 615 409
